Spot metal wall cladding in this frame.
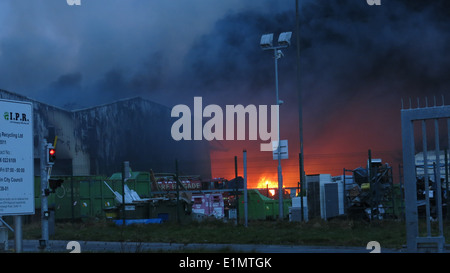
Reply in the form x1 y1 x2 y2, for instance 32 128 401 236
0 89 212 179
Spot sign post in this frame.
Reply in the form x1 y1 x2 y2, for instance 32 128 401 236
0 99 34 252
273 140 288 220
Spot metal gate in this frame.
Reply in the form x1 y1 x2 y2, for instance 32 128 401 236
401 98 450 252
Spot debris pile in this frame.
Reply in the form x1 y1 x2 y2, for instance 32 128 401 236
345 161 395 220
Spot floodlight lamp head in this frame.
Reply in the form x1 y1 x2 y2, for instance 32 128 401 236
275 50 284 59
260 33 274 49
278 32 292 47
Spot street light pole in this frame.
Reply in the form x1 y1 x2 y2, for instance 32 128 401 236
274 48 284 220
261 32 291 220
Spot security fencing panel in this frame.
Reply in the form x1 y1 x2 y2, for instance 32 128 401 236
401 98 450 253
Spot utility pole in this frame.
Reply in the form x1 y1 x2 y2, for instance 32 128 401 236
243 150 248 227
175 159 180 224
234 156 239 225
122 161 130 225
296 0 306 222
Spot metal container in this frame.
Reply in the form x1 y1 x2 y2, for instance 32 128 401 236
238 189 291 220
34 172 152 221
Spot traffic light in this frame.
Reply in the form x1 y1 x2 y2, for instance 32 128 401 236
44 178 64 196
49 178 64 191
49 148 55 161
46 144 56 165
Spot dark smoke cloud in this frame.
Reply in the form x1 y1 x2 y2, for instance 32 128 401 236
1 1 448 108
176 0 450 108
171 0 450 176
297 0 450 100
180 10 295 96
1 0 450 175
0 0 293 108
92 51 164 104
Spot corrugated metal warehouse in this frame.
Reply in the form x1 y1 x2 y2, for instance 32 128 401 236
0 89 211 178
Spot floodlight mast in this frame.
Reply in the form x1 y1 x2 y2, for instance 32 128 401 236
260 32 292 220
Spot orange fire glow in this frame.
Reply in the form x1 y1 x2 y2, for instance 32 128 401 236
208 98 403 188
256 175 283 196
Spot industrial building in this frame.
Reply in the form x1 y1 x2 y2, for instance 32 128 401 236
0 89 211 178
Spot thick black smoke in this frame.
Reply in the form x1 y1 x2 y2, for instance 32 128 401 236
170 0 450 175
180 10 296 97
179 0 450 102
3 0 450 172
6 0 449 110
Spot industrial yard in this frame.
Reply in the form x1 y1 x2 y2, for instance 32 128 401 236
2 148 450 253
7 157 406 224
2 1 450 259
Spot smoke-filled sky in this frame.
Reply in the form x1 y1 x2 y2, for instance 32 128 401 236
1 0 449 187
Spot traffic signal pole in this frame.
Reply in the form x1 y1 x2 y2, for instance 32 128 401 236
40 138 49 249
38 137 61 250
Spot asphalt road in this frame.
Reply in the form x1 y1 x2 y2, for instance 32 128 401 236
6 239 404 253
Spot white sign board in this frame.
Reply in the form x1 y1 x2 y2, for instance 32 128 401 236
272 140 288 160
0 99 34 215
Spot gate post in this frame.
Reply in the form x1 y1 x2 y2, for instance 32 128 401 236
401 100 450 252
401 110 418 252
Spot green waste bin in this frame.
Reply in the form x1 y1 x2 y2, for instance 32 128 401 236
238 189 291 220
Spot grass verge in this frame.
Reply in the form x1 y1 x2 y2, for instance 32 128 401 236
15 217 422 249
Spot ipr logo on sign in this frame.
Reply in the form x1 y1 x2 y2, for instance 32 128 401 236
3 111 30 124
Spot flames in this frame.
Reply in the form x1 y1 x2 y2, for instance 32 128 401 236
256 175 281 196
